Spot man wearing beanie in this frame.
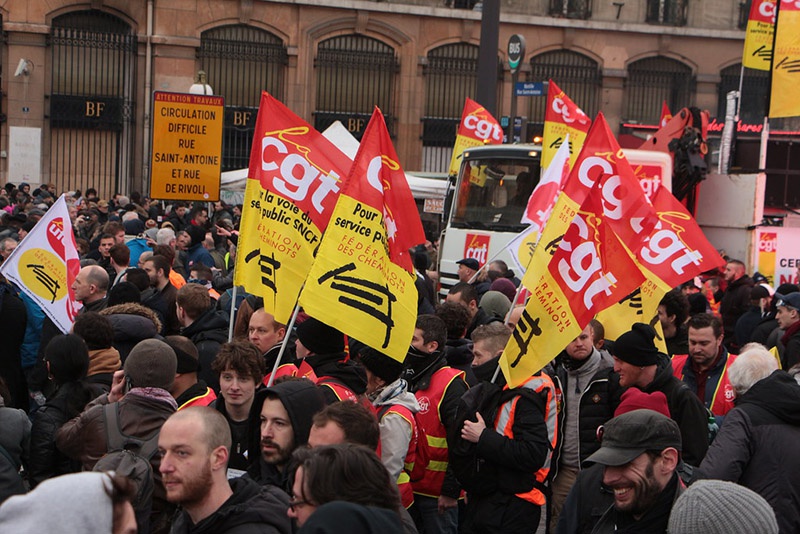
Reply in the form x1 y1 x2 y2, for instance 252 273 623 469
166 335 217 410
401 314 468 534
295 316 367 404
246 378 326 491
571 410 684 534
612 323 709 465
56 338 179 529
360 347 420 509
668 479 778 534
550 323 622 530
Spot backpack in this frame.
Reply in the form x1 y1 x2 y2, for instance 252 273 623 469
446 381 546 495
93 404 160 534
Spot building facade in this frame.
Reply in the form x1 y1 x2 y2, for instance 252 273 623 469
2 0 795 209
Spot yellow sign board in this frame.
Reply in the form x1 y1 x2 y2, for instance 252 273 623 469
150 92 224 201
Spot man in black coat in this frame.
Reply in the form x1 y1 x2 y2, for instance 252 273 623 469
720 259 753 353
176 284 229 392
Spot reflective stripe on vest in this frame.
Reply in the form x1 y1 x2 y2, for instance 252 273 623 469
262 363 299 387
382 405 418 509
317 377 358 402
671 354 737 416
178 387 217 410
495 373 558 506
412 367 466 498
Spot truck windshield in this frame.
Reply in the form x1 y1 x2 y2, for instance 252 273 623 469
450 157 540 233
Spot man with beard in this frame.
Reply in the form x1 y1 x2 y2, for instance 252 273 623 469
582 409 683 533
248 307 297 385
246 379 326 491
143 255 180 335
159 407 291 534
720 259 754 352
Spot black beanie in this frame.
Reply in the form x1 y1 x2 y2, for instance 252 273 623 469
612 323 659 366
359 347 403 384
296 317 345 355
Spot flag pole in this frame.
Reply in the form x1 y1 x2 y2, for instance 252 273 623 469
227 284 238 342
266 301 302 387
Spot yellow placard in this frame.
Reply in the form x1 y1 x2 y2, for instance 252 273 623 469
150 92 224 201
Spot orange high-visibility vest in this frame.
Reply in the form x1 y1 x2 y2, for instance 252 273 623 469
671 353 737 417
177 387 217 410
262 363 299 387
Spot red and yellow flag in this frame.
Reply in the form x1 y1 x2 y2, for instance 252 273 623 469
743 0 776 71
299 108 425 361
541 80 591 170
447 98 503 177
500 183 645 387
660 101 673 127
234 92 353 324
770 0 800 117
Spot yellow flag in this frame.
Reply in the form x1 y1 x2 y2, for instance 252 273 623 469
770 1 800 118
541 80 591 170
743 0 776 71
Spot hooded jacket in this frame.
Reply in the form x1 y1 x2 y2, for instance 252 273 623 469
169 477 291 534
246 380 326 490
641 354 709 466
181 308 230 391
100 303 163 362
696 370 800 534
371 378 421 482
444 338 477 386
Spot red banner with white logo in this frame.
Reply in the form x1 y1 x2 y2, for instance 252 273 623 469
447 98 503 177
541 80 591 170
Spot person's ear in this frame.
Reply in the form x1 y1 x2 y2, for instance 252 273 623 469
659 447 679 473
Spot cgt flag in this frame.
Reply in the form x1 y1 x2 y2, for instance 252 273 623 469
508 136 572 273
769 0 800 118
447 98 503 177
299 108 425 361
0 195 81 333
500 183 645 388
743 0 776 71
541 80 591 171
234 92 353 324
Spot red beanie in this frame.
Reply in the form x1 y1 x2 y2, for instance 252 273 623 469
614 388 670 418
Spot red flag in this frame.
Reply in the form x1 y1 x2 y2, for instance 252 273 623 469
342 108 426 272
542 80 591 170
660 101 673 127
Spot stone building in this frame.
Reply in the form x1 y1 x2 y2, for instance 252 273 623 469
1 0 794 209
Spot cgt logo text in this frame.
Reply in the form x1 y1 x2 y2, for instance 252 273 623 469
464 233 490 265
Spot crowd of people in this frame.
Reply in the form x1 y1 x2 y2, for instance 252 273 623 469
0 182 799 534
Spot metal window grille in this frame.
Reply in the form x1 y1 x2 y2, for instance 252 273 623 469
313 35 398 140
718 64 768 124
199 25 288 172
645 0 688 26
422 43 479 172
48 10 137 198
549 0 593 19
624 56 694 124
526 50 601 135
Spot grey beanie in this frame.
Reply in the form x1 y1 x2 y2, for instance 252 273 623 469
124 339 177 391
668 480 778 534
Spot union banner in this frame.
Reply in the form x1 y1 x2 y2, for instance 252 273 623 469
541 80 591 171
234 92 353 324
0 195 81 333
299 109 425 361
743 0 776 71
447 98 503 177
769 0 800 117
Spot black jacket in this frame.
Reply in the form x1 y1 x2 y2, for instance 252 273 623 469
182 308 230 392
27 381 102 487
298 501 404 534
170 477 291 534
641 355 709 466
444 338 476 386
720 275 754 351
552 349 622 473
306 352 367 404
696 370 800 534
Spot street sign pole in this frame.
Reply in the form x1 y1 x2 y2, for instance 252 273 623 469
507 34 525 143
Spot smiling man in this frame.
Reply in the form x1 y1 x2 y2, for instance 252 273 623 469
159 407 291 534
582 409 683 533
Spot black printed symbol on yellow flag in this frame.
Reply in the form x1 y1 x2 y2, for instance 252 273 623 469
318 263 396 349
510 309 543 368
244 249 281 295
619 288 642 312
28 264 60 304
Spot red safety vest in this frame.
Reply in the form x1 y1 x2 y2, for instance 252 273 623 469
495 373 558 506
262 363 299 387
296 359 319 382
671 354 737 417
411 367 466 498
377 404 418 509
177 387 217 410
316 376 358 402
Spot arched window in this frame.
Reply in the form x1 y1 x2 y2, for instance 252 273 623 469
526 50 601 135
49 10 136 197
200 25 288 171
625 56 693 124
314 35 398 140
718 63 768 124
422 43 479 172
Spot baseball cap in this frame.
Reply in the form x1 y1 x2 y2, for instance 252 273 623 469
775 292 800 310
584 409 681 467
456 258 480 271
